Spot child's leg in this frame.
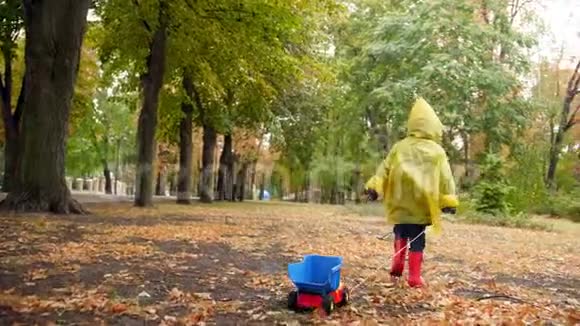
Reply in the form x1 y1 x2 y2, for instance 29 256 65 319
408 224 426 252
390 224 408 278
407 224 427 287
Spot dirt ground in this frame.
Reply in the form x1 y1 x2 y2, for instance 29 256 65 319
0 201 579 325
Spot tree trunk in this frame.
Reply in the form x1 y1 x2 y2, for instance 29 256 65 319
237 162 247 202
304 176 310 203
1 49 25 193
353 167 361 204
218 134 233 201
230 154 238 202
114 138 121 195
259 174 265 200
330 187 337 205
546 60 580 188
3 133 18 192
1 0 90 213
249 160 258 199
462 131 470 177
177 74 194 204
217 143 226 200
546 100 571 189
134 2 168 207
155 168 167 196
226 158 234 201
200 124 217 203
248 135 264 200
104 165 112 194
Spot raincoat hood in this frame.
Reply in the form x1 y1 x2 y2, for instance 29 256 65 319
406 97 443 142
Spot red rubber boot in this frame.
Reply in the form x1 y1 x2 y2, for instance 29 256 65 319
407 251 424 288
389 238 407 279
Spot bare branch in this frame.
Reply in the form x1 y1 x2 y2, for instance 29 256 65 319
509 0 520 23
509 0 534 25
131 0 153 33
564 104 580 131
567 60 580 94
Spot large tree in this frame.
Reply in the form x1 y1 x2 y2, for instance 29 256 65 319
176 72 194 204
1 0 91 213
546 60 580 188
97 0 171 207
0 0 23 192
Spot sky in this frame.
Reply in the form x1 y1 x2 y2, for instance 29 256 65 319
535 0 580 68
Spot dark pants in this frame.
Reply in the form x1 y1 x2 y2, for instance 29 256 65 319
394 224 427 252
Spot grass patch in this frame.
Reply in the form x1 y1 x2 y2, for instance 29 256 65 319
345 198 552 231
344 202 384 217
449 211 553 231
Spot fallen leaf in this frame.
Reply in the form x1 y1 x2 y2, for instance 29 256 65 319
568 311 580 324
194 292 212 300
111 303 127 314
169 288 184 301
164 315 177 324
188 312 206 324
4 288 15 294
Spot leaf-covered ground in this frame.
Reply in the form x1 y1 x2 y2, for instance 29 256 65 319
0 201 579 325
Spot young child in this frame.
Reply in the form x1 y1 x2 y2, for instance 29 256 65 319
364 97 458 288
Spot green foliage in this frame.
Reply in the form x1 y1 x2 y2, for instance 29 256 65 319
97 0 339 141
67 90 137 177
474 153 513 215
71 25 101 133
505 143 549 213
555 151 580 192
337 0 537 160
0 0 23 56
532 188 580 222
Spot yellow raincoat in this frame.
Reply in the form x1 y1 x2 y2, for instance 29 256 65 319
365 98 458 233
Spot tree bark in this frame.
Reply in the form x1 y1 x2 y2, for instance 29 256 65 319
546 98 573 188
114 138 121 195
353 166 361 204
104 166 112 194
249 160 258 199
237 162 247 202
230 154 238 202
1 0 90 213
462 131 470 177
3 132 18 192
217 148 225 200
1 45 24 193
134 1 168 207
546 60 580 189
218 134 234 201
200 124 217 203
177 74 194 204
259 174 265 200
155 168 167 196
